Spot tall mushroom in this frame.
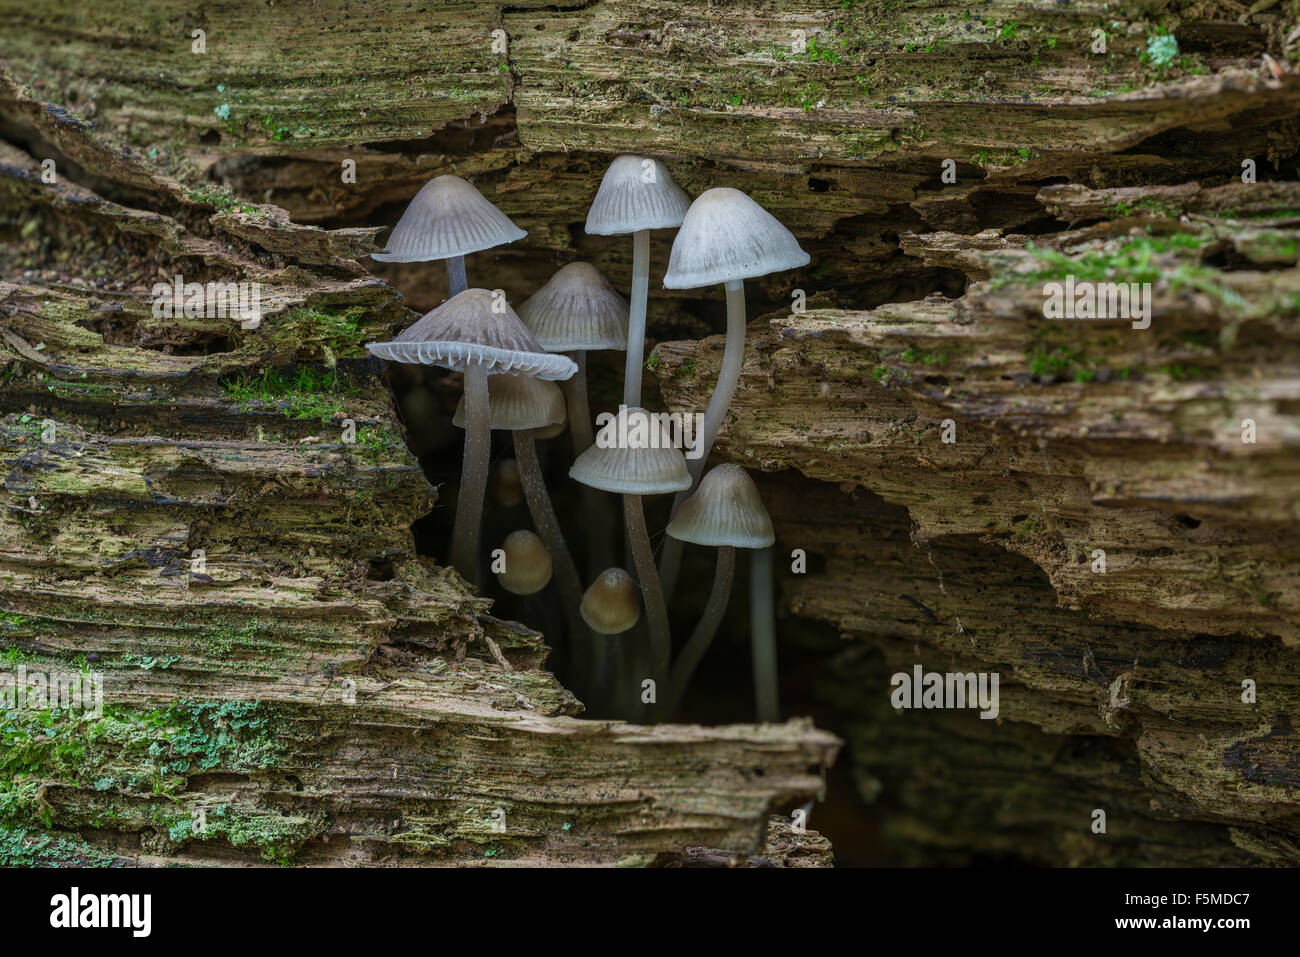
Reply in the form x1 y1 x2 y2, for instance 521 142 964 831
570 407 690 699
518 262 629 573
585 156 690 408
371 174 525 297
658 187 808 598
451 370 587 646
662 464 775 717
367 289 576 586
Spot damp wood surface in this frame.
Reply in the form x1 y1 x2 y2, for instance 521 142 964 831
1 0 1298 865
0 71 837 867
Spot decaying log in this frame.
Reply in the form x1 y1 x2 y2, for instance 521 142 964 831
2 0 1298 866
654 184 1300 865
0 73 838 866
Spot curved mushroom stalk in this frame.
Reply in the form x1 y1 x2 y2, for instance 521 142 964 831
750 544 779 722
665 545 735 717
514 428 590 665
691 279 747 484
659 279 746 597
623 493 671 702
450 361 490 584
658 187 807 601
560 352 616 575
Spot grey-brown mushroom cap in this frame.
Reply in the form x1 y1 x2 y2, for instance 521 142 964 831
580 567 641 634
569 406 691 494
666 463 775 548
518 262 630 352
452 373 567 431
585 155 691 236
497 529 553 595
366 288 577 380
371 175 526 263
662 187 810 289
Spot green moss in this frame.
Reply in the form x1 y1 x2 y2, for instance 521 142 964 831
1111 197 1180 219
0 825 118 867
1013 517 1041 539
1160 362 1204 382
1 700 284 801
268 305 371 357
353 427 409 464
1005 231 1241 308
1027 344 1084 379
1142 32 1179 70
899 346 949 367
222 365 360 421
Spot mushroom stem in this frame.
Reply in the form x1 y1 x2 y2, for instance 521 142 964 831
514 428 596 682
658 278 747 598
450 361 490 585
665 545 735 716
446 255 468 297
750 544 780 722
622 228 651 407
623 493 671 701
561 351 616 575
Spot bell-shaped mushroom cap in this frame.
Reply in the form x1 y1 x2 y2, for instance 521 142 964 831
518 262 630 352
367 288 577 380
496 530 553 595
585 155 691 236
580 567 641 635
667 463 775 548
491 458 524 508
569 406 691 495
371 175 526 263
452 373 566 431
662 187 810 289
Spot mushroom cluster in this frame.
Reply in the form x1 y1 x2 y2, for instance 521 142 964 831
366 164 807 722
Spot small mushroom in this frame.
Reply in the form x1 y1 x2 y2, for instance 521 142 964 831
371 174 526 297
663 464 775 717
367 288 576 585
580 567 641 635
570 406 690 693
585 156 690 407
490 457 524 508
518 261 629 573
496 529 553 596
452 370 586 643
658 188 808 599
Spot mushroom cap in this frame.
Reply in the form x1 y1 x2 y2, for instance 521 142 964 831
496 530 553 595
662 187 810 289
569 406 691 495
371 175 526 263
580 567 641 634
366 288 577 380
518 262 629 352
491 458 524 507
452 373 566 431
666 463 775 548
585 155 691 236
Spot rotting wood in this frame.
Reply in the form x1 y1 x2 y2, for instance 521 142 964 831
1 0 1298 866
